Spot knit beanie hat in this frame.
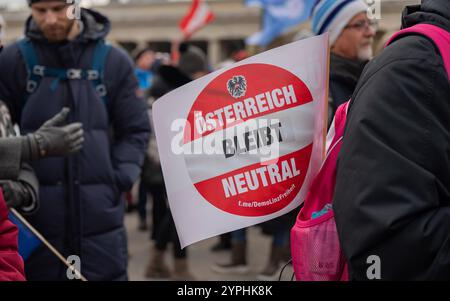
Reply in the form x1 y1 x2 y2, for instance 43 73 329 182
312 0 369 45
28 0 67 6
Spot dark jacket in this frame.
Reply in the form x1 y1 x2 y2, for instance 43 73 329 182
141 66 190 187
334 0 450 280
0 101 22 180
328 53 367 123
0 9 150 280
140 74 171 187
0 101 39 214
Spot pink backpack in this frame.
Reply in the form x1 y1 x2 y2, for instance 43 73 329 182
290 24 450 281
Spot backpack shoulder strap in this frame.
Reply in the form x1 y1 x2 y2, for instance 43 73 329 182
17 38 43 101
385 24 450 78
91 40 112 106
17 39 114 110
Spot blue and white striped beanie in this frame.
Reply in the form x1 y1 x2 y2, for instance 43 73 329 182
312 0 369 45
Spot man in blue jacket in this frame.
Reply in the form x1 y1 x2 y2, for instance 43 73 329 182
0 0 150 280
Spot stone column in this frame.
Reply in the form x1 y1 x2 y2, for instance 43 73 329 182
208 39 221 69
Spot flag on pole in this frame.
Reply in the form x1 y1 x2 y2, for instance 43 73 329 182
246 0 318 47
8 212 41 260
179 0 215 39
153 33 330 248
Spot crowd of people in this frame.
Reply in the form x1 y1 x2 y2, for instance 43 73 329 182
0 0 449 281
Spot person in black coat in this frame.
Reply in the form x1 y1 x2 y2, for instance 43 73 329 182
334 0 450 280
144 44 207 280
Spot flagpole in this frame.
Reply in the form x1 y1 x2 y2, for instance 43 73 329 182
323 33 331 160
10 208 88 282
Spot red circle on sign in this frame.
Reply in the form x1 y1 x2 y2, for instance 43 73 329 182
184 63 313 216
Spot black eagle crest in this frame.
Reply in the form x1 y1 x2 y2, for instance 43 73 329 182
227 75 247 99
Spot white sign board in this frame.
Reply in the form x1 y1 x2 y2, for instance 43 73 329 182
153 33 329 248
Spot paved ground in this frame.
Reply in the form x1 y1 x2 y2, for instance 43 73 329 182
125 211 294 281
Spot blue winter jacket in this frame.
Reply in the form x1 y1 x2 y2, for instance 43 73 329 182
0 9 150 280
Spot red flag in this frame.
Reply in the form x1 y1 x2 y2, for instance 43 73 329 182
179 0 215 39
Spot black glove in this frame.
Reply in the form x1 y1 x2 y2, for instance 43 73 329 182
25 108 84 160
0 180 33 209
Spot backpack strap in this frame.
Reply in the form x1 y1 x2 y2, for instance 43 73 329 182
91 40 112 106
385 24 450 78
17 38 43 104
17 38 112 108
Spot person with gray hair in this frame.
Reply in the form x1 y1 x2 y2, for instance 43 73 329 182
311 0 376 122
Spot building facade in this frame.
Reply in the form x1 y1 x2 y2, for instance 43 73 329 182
1 0 420 67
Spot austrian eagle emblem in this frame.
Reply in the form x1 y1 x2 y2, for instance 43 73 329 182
227 75 247 99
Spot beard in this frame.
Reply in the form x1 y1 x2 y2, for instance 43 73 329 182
42 20 74 42
357 42 373 61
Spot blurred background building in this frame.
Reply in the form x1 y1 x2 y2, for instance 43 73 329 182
0 0 420 68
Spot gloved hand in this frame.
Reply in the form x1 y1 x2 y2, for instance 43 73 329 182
0 180 32 209
26 108 84 160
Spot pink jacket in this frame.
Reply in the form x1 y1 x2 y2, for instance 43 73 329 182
0 188 25 281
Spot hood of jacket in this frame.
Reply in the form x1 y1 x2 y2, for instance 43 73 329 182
402 0 450 32
24 8 110 43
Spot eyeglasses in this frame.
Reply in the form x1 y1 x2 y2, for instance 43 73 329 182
344 20 378 31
